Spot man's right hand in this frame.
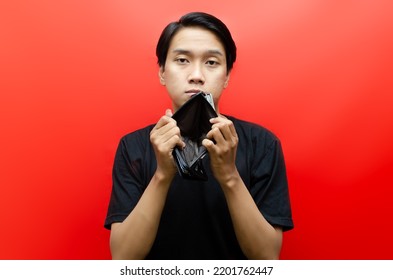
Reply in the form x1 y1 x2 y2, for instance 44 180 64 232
150 109 185 180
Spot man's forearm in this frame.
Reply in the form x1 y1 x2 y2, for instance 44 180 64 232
220 173 283 259
110 172 173 259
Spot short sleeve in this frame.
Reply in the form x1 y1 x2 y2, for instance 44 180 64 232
250 132 294 231
104 128 153 229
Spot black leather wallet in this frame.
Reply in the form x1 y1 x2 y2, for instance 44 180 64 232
172 92 218 180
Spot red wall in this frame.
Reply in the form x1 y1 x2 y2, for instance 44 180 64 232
1 1 392 259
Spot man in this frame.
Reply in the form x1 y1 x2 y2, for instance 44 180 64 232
105 12 293 260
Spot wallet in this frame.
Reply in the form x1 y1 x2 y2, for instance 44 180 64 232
172 92 218 180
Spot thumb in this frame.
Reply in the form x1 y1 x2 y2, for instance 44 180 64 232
165 109 173 117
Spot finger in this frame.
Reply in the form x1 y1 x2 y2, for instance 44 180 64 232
160 126 182 144
220 121 238 142
151 122 178 147
206 126 226 145
210 123 230 141
165 126 185 148
152 127 185 154
228 122 237 138
202 138 216 152
209 117 223 125
211 118 237 140
165 109 173 117
169 134 186 149
154 109 176 130
210 116 231 128
153 115 177 133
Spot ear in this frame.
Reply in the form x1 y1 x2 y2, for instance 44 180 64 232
158 67 165 85
224 73 230 88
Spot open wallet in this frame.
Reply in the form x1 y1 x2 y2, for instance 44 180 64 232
172 92 218 180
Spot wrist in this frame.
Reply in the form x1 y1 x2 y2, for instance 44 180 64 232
153 168 176 187
217 169 242 191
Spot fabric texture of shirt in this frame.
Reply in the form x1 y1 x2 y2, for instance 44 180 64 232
104 115 293 259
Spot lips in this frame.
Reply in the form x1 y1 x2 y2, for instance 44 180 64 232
185 89 203 96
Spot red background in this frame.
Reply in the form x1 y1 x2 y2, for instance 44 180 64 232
1 1 392 259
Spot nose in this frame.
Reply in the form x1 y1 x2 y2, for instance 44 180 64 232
188 64 205 85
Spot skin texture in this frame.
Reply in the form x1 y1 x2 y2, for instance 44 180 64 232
110 26 283 260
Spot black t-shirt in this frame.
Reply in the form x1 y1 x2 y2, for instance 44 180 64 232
105 116 293 259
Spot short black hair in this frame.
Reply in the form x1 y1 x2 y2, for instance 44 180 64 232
156 12 237 73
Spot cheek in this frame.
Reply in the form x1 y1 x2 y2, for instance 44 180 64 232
211 74 229 89
165 77 182 91
164 68 183 84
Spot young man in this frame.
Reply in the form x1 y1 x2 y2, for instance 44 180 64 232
105 12 293 260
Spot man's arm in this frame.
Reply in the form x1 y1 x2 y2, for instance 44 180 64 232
218 174 283 259
203 116 282 259
110 110 184 259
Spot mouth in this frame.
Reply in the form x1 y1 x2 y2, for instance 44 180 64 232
185 89 203 97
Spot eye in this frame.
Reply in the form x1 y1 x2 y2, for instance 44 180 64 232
175 58 189 64
206 60 219 66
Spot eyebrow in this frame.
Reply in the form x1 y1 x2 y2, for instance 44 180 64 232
172 48 224 56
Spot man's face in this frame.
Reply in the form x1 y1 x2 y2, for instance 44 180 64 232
159 26 230 112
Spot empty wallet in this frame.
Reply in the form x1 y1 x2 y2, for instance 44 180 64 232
172 92 218 180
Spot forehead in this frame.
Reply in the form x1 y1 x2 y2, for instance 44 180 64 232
168 26 225 53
